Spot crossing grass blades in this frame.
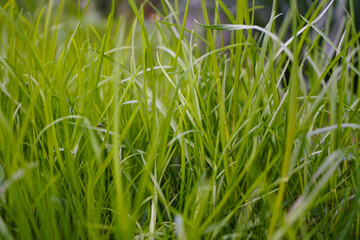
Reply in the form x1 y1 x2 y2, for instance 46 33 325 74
0 0 360 239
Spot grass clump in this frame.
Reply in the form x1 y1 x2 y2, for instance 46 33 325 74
1 0 360 239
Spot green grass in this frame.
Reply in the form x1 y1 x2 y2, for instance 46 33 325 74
1 0 360 239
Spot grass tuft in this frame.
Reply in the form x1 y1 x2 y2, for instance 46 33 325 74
0 0 360 238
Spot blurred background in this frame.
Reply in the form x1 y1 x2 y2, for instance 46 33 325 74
9 0 316 23
4 0 358 29
4 0 359 46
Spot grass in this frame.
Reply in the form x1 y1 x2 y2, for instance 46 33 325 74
1 0 360 239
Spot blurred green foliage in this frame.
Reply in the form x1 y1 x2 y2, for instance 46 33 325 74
3 0 360 34
16 0 46 11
